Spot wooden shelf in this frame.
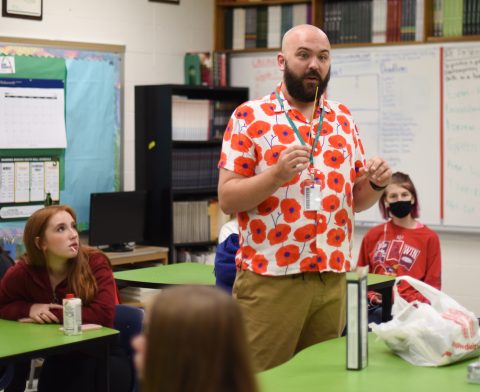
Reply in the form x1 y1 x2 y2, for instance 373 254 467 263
135 84 249 263
214 0 480 54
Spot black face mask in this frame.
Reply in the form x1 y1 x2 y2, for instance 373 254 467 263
388 200 413 218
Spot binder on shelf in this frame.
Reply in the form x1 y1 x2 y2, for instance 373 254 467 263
346 266 368 371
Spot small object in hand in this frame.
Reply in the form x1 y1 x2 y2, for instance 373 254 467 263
468 361 480 384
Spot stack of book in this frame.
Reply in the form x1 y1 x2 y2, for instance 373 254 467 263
434 0 479 37
172 96 238 141
173 199 229 244
184 52 229 87
172 96 211 141
172 147 221 191
223 3 312 50
324 0 425 45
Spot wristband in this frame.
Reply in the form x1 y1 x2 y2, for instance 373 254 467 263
369 181 387 192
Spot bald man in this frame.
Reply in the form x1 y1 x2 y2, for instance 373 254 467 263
218 25 391 371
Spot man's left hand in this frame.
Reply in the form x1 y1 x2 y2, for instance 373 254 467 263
361 157 392 188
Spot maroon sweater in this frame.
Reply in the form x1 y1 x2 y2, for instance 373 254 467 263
0 252 116 327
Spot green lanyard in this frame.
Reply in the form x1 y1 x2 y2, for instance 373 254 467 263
275 91 324 166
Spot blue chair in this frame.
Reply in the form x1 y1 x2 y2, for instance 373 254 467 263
113 304 144 392
0 365 14 390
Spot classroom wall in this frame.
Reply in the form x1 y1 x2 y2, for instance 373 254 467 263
0 0 214 190
1 2 478 316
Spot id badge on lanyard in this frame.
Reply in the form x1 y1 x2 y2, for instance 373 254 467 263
276 91 325 211
304 183 321 211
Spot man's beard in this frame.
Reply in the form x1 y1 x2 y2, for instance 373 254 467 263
284 62 331 103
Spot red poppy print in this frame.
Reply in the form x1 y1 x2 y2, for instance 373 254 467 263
345 182 353 207
240 245 256 261
316 214 327 234
234 156 255 177
238 212 249 230
231 134 253 153
235 105 255 125
218 152 227 168
273 124 295 144
322 194 340 213
354 160 363 176
247 121 271 139
294 224 315 242
300 256 318 272
267 224 291 245
265 145 286 166
327 171 345 193
324 109 336 122
319 122 333 136
326 228 346 247
358 137 365 155
328 250 345 270
337 115 352 134
252 254 268 274
328 135 347 149
249 219 266 244
281 173 301 187
334 208 349 227
314 248 328 270
298 125 310 143
344 259 351 271
349 168 356 182
255 144 263 164
312 170 325 189
346 144 352 159
338 104 351 115
275 244 300 267
290 109 304 122
260 102 277 116
324 150 345 169
303 210 316 220
223 118 233 141
280 198 301 223
257 196 279 216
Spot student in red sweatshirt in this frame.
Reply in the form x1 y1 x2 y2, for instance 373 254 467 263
0 205 130 392
357 172 442 323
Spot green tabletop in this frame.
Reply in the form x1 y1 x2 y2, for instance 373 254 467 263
0 319 118 362
367 273 396 287
259 334 479 392
114 262 215 288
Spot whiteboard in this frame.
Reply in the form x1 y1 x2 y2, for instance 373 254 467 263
230 42 480 231
443 45 480 228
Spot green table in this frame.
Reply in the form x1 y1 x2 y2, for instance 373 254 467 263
114 262 215 289
259 334 478 392
114 264 395 320
0 319 119 391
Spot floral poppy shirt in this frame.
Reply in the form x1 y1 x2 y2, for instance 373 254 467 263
218 85 366 276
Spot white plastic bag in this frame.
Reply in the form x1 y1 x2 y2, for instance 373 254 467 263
370 275 480 366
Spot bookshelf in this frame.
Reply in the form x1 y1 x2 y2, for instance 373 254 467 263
135 84 249 263
214 0 480 53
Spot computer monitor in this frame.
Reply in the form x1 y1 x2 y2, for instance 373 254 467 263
88 190 147 252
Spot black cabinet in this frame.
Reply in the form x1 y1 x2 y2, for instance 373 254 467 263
135 84 249 263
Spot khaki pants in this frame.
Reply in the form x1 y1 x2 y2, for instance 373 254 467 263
233 269 346 372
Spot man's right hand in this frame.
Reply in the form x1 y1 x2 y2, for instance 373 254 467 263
272 145 311 183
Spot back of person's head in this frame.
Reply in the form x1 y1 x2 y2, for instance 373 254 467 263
141 285 258 392
379 171 420 219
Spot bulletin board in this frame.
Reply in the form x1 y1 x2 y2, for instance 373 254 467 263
230 42 480 233
0 38 124 231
